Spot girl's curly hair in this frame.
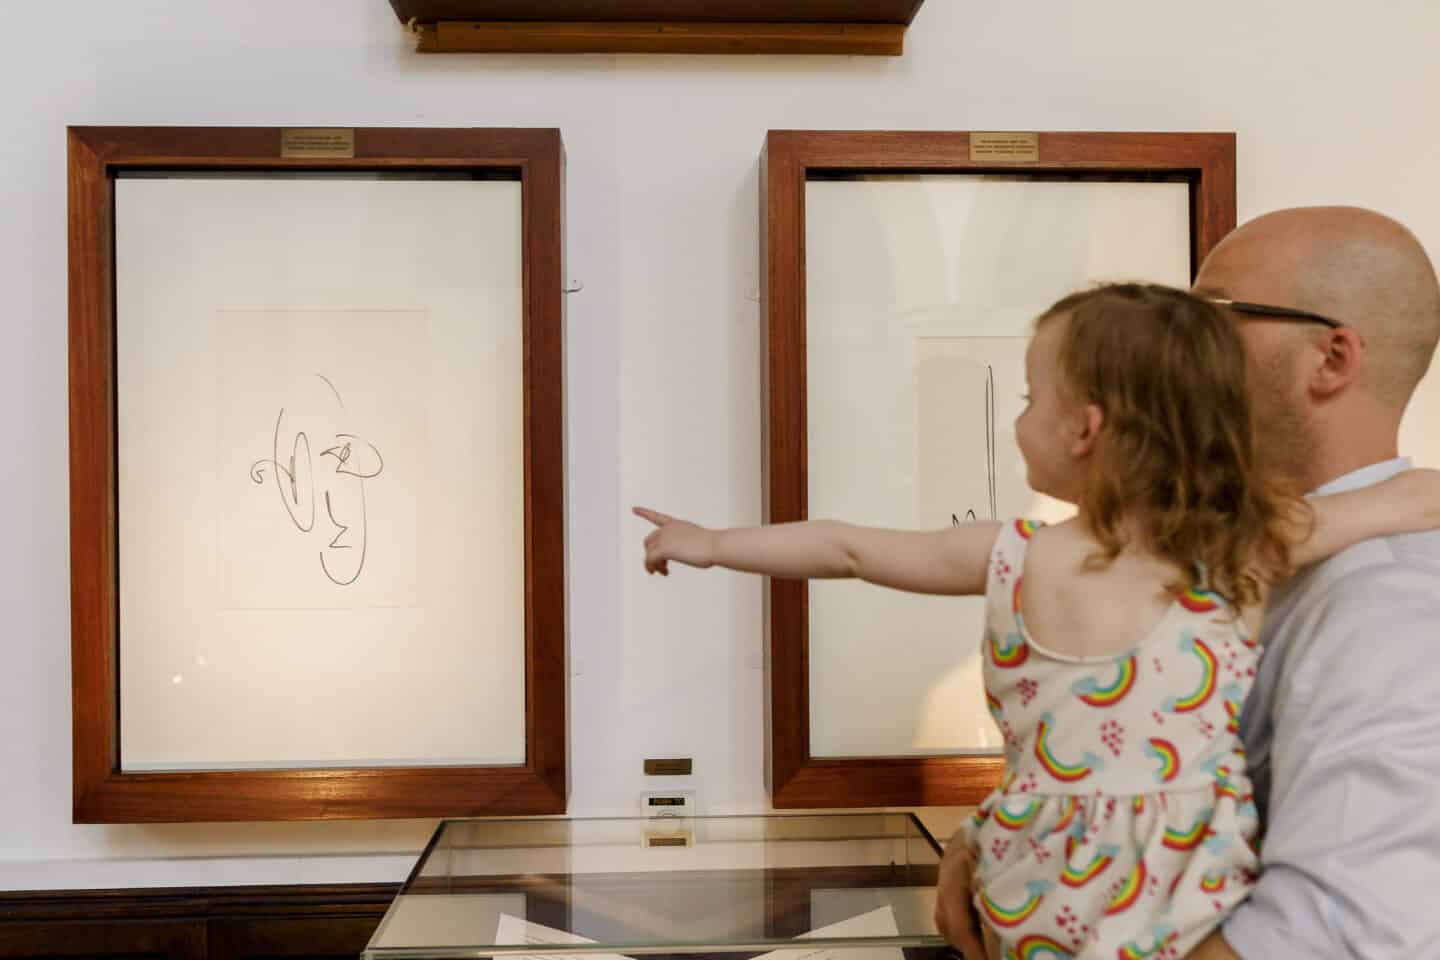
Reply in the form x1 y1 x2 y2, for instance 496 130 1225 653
1040 283 1308 608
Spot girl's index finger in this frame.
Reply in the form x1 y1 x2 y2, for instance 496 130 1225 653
632 506 672 526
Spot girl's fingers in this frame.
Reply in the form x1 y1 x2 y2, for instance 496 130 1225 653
635 509 680 578
633 506 672 526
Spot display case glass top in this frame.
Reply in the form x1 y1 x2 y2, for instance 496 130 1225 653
366 814 946 958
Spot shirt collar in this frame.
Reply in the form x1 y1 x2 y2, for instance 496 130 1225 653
1312 457 1413 496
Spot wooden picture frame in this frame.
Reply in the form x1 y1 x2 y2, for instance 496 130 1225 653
389 0 927 56
68 126 566 822
760 130 1236 808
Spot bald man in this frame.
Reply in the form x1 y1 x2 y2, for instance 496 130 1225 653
935 206 1440 959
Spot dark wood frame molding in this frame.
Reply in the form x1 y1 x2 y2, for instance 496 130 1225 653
760 129 1236 808
68 126 567 822
388 0 926 55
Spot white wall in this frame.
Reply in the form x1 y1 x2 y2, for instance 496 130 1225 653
3 0 1438 890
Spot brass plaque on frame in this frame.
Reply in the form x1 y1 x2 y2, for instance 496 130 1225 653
969 132 1040 163
280 128 357 159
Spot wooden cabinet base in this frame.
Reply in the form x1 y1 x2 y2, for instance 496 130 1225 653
0 884 397 960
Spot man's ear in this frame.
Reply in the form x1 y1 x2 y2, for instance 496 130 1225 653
1069 403 1104 459
1310 328 1364 398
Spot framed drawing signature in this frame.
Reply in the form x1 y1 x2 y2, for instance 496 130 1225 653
68 126 566 821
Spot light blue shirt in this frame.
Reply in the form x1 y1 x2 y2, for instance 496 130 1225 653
1224 458 1440 958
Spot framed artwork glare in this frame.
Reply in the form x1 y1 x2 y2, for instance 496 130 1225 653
68 126 566 822
761 130 1236 807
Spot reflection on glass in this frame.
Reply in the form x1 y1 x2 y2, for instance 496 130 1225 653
366 815 947 959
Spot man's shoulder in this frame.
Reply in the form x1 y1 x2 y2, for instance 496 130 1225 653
1281 528 1440 627
1259 531 1440 709
1320 527 1440 583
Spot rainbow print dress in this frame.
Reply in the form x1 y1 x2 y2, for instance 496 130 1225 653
962 519 1260 959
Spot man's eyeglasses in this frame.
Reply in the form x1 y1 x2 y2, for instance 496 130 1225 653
1205 298 1345 330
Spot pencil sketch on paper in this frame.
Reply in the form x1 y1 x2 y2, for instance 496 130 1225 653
947 364 998 526
247 373 385 587
917 338 1027 532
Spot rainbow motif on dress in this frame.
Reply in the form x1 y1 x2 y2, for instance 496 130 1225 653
1051 797 1080 835
1116 926 1177 959
970 805 991 830
1060 843 1118 887
1162 810 1215 851
1165 633 1217 713
1015 518 1038 540
1012 576 1030 640
994 798 1040 831
1035 713 1103 782
1145 738 1181 783
1201 870 1228 894
1071 654 1137 708
1220 682 1245 734
1132 796 1146 816
979 880 1050 929
1207 756 1244 801
986 690 1004 718
1178 585 1221 613
1062 819 1088 861
1005 935 1072 959
991 630 1029 668
1104 860 1147 915
1224 697 1241 734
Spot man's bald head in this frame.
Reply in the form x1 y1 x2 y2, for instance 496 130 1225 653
1196 206 1440 411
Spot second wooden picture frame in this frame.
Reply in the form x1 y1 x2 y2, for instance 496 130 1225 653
761 130 1236 807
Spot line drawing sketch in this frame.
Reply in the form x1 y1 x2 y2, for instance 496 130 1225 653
983 363 997 519
949 364 998 525
247 373 385 586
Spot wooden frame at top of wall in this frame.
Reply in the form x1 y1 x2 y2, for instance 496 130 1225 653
67 126 567 822
389 0 927 54
759 129 1236 808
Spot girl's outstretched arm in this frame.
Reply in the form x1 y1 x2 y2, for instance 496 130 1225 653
634 507 1002 597
1293 467 1440 568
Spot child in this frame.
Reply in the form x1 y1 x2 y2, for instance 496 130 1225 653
634 283 1440 959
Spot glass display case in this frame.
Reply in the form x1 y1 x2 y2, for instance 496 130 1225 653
366 814 948 959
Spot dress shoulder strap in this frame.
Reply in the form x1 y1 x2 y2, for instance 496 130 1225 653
985 518 1041 632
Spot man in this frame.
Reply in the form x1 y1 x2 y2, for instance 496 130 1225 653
935 206 1440 958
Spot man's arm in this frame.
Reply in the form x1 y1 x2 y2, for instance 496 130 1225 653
934 828 988 960
1219 563 1440 958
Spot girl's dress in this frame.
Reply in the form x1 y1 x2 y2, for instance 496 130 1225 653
963 519 1260 959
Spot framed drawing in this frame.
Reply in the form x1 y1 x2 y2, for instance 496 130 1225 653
761 130 1235 807
68 126 566 822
